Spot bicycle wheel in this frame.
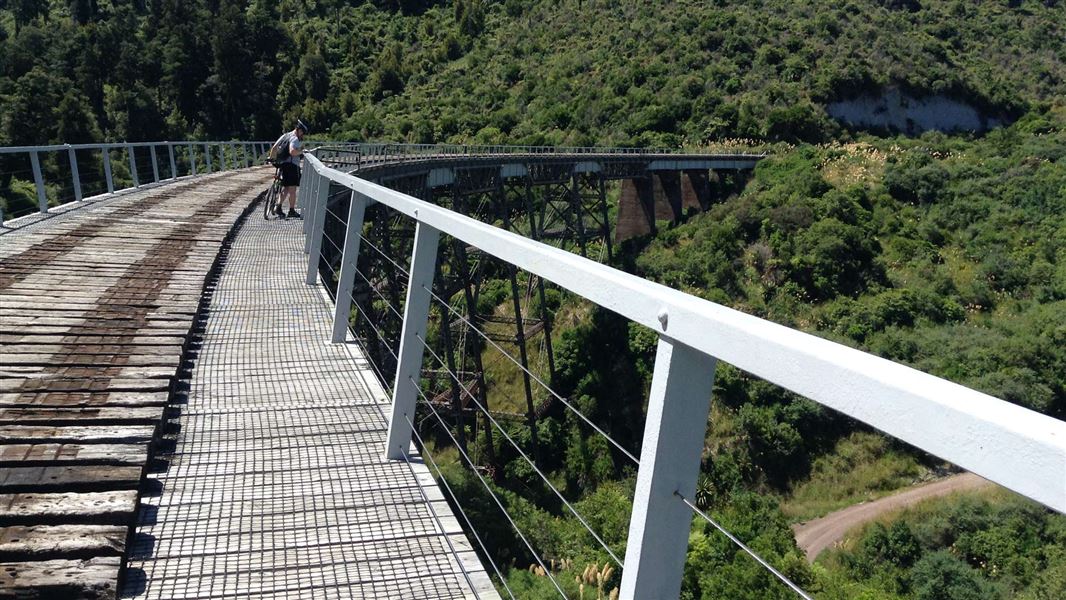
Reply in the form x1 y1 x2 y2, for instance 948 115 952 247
263 178 279 220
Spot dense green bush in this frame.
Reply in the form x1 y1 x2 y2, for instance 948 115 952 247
826 492 1066 599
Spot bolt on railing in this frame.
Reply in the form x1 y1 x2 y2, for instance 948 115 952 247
298 149 1066 600
0 140 271 224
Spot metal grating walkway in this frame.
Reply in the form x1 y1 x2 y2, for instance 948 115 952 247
123 204 497 599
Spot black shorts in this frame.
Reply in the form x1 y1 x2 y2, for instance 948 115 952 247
279 162 301 187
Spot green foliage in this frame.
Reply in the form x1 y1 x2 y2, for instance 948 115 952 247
823 491 1066 599
5 2 1062 598
910 551 1003 600
884 150 950 205
552 308 646 492
3 1 1064 145
682 493 814 599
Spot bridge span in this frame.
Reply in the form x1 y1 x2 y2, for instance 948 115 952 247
0 141 1062 600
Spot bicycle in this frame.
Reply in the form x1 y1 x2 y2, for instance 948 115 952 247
263 165 282 220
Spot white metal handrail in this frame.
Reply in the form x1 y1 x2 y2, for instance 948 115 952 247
0 140 274 223
300 151 1065 599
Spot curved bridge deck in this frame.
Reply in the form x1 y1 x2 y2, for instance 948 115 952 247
1 170 492 599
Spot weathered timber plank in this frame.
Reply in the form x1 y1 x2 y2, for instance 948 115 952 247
0 556 121 600
0 393 169 409
0 491 138 526
2 247 224 260
0 379 170 394
0 466 143 493
0 335 185 346
1 326 189 337
0 309 190 322
0 316 190 329
0 319 188 331
0 426 155 445
0 367 175 380
0 355 180 369
1 290 203 301
0 302 197 314
0 444 147 467
0 408 162 427
1 345 183 357
0 524 127 561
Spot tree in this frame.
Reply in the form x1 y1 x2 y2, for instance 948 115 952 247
911 551 1002 600
69 0 100 25
8 0 49 33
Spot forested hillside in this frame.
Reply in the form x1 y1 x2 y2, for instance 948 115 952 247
2 2 1063 599
0 0 1063 145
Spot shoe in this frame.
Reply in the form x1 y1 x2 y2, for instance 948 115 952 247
274 205 286 218
288 209 301 219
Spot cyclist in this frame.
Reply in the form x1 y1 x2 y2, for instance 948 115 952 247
269 119 309 219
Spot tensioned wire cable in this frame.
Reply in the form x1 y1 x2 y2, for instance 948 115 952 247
347 293 400 363
414 333 624 568
325 206 348 222
402 413 517 600
409 381 558 598
350 236 636 465
327 254 401 367
396 442 481 599
674 492 814 600
421 283 639 466
318 171 807 597
357 232 411 278
352 266 404 321
333 288 400 395
322 231 346 255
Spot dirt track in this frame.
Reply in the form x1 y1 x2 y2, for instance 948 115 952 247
792 473 993 562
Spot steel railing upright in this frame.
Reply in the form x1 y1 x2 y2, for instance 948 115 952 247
0 140 272 225
298 149 1066 600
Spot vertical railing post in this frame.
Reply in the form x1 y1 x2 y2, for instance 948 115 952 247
204 143 212 173
189 144 197 176
29 150 48 213
102 147 115 193
295 161 307 212
303 170 320 252
331 191 368 342
167 143 177 179
67 146 82 202
149 145 160 182
127 144 139 187
304 169 330 284
384 222 441 459
620 336 717 600
218 144 225 171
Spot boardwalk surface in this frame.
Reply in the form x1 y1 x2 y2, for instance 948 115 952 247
0 170 271 598
2 169 496 598
121 201 495 598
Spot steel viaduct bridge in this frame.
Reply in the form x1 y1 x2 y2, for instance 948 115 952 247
0 141 1062 600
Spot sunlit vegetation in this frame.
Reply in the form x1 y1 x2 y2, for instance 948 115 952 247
2 1 1062 597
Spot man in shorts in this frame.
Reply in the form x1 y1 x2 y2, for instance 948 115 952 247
269 119 308 218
